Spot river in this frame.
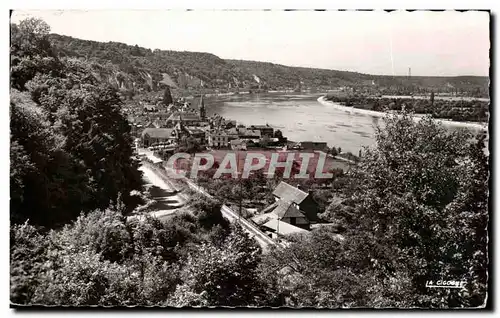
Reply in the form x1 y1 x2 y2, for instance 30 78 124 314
204 92 486 154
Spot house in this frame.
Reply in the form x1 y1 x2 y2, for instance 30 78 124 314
166 112 203 126
230 139 247 150
154 112 173 121
272 181 320 223
250 124 274 137
299 141 328 151
253 199 310 230
141 128 176 147
186 127 207 144
239 129 261 140
208 131 231 148
226 127 239 136
130 123 142 138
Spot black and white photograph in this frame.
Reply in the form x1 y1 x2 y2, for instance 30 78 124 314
8 7 491 310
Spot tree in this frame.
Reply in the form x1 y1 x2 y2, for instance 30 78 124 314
10 209 187 306
335 112 487 307
168 226 266 307
10 18 59 90
10 18 143 227
187 193 229 231
259 226 413 308
10 18 53 59
261 112 488 308
274 129 284 141
440 132 489 307
330 146 338 156
10 89 87 226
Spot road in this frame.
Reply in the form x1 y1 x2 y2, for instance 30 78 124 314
137 148 277 251
178 173 277 251
127 165 186 222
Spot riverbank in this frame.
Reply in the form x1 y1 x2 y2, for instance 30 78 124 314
317 96 487 131
380 95 490 102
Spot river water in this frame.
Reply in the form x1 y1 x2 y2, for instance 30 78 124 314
204 92 485 154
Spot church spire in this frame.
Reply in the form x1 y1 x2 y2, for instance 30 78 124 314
199 95 206 120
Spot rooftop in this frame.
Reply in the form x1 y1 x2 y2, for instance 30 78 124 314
226 128 239 135
141 128 175 139
230 139 247 146
240 129 262 137
272 181 309 204
261 219 308 235
259 199 306 220
167 112 202 122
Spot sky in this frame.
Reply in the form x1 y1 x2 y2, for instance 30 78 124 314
11 10 490 77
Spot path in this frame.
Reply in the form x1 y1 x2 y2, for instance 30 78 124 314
127 165 186 222
137 148 277 251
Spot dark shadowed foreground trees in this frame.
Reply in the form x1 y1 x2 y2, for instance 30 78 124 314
10 208 273 306
263 113 488 308
344 114 488 307
10 18 142 227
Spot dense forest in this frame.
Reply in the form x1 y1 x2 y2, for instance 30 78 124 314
10 18 489 308
46 33 489 97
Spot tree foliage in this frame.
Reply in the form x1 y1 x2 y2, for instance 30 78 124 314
168 226 267 307
10 18 143 227
44 32 489 94
290 113 488 308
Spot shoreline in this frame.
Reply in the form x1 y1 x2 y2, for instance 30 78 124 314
317 96 487 131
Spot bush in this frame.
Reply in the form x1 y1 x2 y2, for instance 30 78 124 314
188 194 229 231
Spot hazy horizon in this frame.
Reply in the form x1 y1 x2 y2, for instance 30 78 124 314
11 10 490 77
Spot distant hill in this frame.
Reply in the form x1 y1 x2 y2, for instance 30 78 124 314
48 33 489 96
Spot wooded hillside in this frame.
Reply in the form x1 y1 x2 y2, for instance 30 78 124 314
48 33 489 96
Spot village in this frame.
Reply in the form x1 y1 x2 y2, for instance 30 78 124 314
125 89 352 245
126 90 333 155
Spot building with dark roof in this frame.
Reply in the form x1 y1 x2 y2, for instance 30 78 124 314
257 199 310 230
250 124 274 137
272 181 320 222
141 128 175 147
166 112 203 126
238 129 261 140
186 127 207 144
208 130 238 148
230 139 247 150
